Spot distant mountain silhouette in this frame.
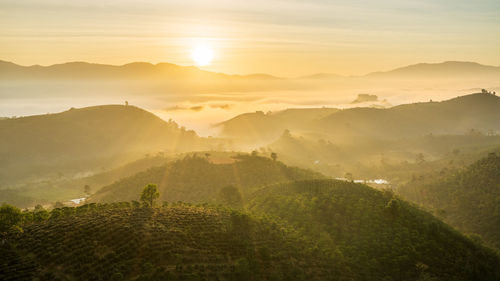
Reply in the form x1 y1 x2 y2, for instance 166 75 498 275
2 60 499 80
0 60 279 80
366 61 500 78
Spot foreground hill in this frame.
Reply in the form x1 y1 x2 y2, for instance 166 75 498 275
0 205 339 281
248 179 500 280
0 105 211 185
2 180 499 280
398 153 500 250
91 155 324 203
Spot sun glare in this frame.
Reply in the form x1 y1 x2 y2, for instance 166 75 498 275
191 45 214 66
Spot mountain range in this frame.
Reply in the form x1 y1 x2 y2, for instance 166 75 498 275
1 60 499 80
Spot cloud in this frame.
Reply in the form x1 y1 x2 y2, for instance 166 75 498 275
209 103 232 110
164 105 205 112
189 106 204 112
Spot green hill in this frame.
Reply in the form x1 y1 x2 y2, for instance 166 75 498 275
266 128 500 179
219 93 500 143
0 105 210 185
398 153 500 250
218 108 339 143
316 92 500 139
2 179 499 280
0 204 340 281
248 179 500 280
90 155 324 204
0 154 171 208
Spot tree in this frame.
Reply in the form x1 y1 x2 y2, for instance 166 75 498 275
141 184 159 207
345 172 354 182
270 152 278 161
84 185 91 196
217 185 243 208
386 198 400 217
0 204 22 233
53 202 64 208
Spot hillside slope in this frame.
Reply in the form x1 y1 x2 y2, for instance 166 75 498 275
0 154 171 208
316 92 500 139
91 155 324 203
218 92 500 143
248 179 500 280
218 108 339 142
0 205 340 281
0 105 207 185
398 153 500 249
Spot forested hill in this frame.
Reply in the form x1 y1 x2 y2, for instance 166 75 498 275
248 179 500 280
398 153 500 250
218 92 500 142
2 179 499 280
218 108 339 141
0 105 209 185
0 205 340 281
316 92 500 139
90 155 324 203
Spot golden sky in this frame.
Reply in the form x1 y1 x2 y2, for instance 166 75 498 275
1 0 499 76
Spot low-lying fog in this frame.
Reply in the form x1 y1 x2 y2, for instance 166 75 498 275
1 79 498 136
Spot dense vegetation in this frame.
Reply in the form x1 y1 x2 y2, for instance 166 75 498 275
248 179 500 280
398 153 500 250
0 204 340 281
268 129 500 179
1 92 499 280
2 178 499 280
91 154 324 204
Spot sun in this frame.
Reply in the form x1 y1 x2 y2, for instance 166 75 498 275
191 45 214 66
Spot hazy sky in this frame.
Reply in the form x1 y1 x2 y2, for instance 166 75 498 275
1 0 499 76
